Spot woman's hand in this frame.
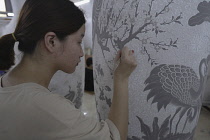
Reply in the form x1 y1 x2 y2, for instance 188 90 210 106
114 46 137 80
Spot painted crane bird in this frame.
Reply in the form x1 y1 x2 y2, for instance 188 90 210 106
144 55 210 133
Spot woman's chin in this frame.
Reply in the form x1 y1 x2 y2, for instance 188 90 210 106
68 69 76 74
61 68 75 74
60 64 79 74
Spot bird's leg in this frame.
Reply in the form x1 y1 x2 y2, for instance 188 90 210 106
175 108 188 134
175 116 182 134
182 107 195 133
182 116 189 132
170 107 181 133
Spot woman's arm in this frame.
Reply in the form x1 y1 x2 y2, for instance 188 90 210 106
108 47 137 140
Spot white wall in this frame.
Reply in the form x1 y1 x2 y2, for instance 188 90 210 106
1 0 25 35
0 19 10 36
78 0 93 49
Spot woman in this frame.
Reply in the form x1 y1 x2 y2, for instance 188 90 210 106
0 0 137 140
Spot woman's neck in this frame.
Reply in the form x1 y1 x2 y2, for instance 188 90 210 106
2 56 56 88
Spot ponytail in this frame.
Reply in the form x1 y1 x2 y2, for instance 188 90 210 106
0 34 16 70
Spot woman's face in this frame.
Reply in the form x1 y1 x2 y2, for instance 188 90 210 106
57 24 85 73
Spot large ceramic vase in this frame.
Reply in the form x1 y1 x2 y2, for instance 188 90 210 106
92 0 210 139
1 0 85 109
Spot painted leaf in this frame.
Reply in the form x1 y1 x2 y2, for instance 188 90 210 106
105 96 112 107
127 136 141 140
163 132 192 140
152 117 160 138
159 115 171 138
137 116 151 139
105 86 111 91
176 15 181 20
175 21 182 25
162 48 168 50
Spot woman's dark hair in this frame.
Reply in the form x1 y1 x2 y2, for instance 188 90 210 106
0 0 86 70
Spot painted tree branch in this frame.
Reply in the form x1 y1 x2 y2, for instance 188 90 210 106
121 22 152 46
114 0 129 27
148 0 155 15
155 0 174 17
160 13 183 26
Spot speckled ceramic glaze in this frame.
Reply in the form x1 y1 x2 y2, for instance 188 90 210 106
93 0 210 139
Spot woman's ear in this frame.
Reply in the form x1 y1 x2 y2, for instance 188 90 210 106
44 32 59 53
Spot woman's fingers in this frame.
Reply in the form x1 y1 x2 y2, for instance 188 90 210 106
121 46 129 57
115 50 121 62
122 48 136 66
114 46 137 79
129 50 137 66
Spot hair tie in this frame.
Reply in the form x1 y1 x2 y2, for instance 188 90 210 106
12 33 17 42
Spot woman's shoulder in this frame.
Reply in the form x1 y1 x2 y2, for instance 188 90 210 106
31 85 76 113
0 82 75 110
30 84 74 108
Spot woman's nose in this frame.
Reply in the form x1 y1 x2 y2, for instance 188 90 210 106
80 48 84 57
